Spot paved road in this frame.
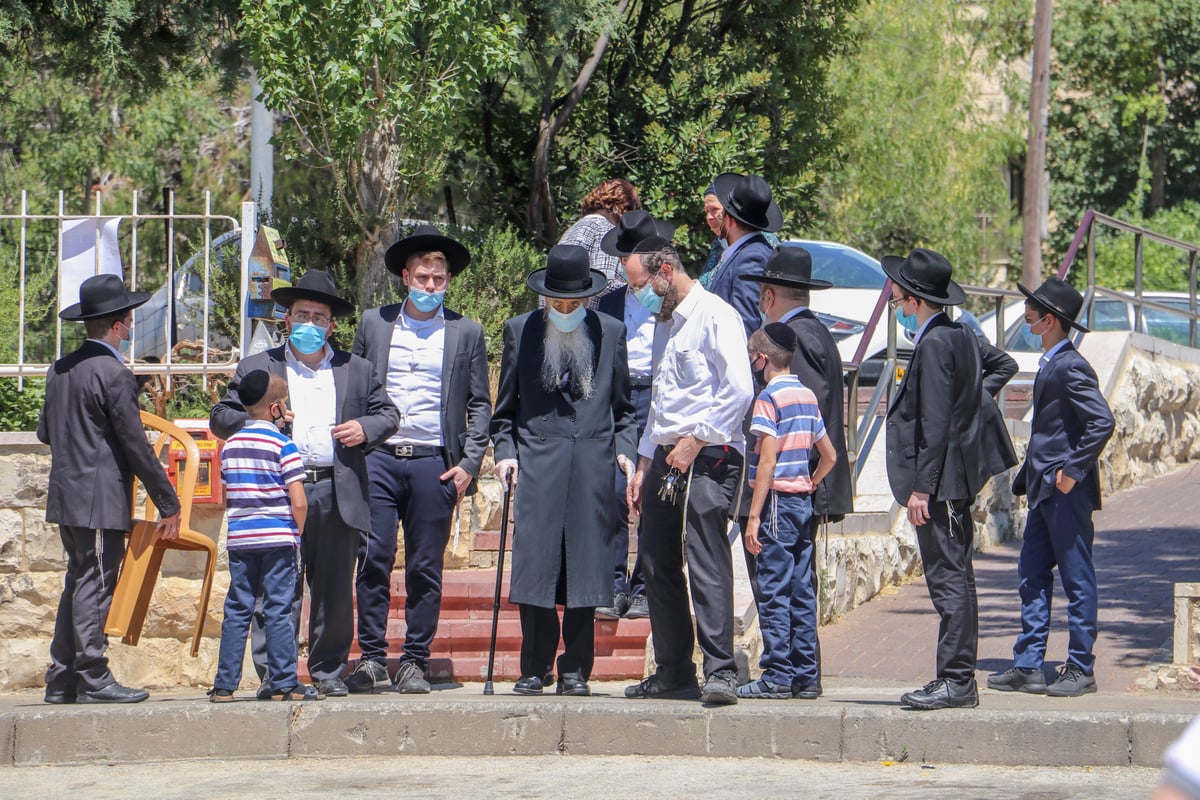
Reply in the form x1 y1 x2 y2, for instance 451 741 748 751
0 756 1162 800
822 462 1200 694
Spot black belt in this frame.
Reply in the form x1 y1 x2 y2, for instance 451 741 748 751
385 444 443 458
660 443 736 463
304 466 335 483
630 377 653 388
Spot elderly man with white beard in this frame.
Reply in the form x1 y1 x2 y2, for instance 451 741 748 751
491 244 638 697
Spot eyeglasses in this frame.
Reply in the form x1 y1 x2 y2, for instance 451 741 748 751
291 311 330 327
888 296 907 310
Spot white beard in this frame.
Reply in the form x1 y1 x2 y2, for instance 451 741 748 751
541 315 596 399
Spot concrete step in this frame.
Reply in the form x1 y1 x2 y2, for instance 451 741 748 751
2 683 1191 768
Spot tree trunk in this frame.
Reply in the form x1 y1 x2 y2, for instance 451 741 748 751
354 233 396 312
526 0 632 245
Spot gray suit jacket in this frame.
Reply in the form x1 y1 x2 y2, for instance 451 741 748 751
352 303 492 494
209 345 400 533
38 340 180 531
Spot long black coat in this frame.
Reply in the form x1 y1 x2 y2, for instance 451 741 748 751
786 309 853 520
490 310 637 608
38 340 180 530
885 315 1014 504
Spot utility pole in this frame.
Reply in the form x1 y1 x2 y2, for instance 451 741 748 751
249 69 274 221
1022 0 1053 286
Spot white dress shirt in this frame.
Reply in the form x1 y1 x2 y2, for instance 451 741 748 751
285 344 337 467
640 284 754 457
385 305 445 446
623 289 657 382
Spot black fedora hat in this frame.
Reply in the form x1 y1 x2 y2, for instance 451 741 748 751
59 273 151 321
881 248 966 306
526 245 607 299
722 174 783 233
271 269 356 317
384 224 471 276
1018 277 1089 332
599 210 676 257
738 245 833 290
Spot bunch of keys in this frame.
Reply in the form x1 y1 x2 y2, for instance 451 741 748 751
658 466 688 505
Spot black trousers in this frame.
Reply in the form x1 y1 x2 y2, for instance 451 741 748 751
914 498 978 686
640 445 742 680
611 384 652 598
517 543 595 679
253 474 359 683
359 450 456 669
518 604 596 680
46 526 126 693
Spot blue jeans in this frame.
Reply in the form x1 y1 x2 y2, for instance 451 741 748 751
754 491 818 688
216 546 298 692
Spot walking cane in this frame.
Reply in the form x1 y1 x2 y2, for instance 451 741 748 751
483 474 514 695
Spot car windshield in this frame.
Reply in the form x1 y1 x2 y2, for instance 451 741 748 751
784 241 886 289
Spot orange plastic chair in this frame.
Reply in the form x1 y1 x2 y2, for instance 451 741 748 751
104 411 217 657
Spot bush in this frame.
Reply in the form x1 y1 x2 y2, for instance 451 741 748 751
445 225 543 362
0 377 45 432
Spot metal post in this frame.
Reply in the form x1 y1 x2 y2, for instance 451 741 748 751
1189 250 1198 349
240 202 257 357
17 191 27 389
130 191 139 365
1134 233 1145 334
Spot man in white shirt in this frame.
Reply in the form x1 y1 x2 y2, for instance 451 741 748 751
349 225 492 694
625 246 754 705
211 270 400 697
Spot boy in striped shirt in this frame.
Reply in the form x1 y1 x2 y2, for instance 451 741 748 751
739 323 837 700
210 370 318 701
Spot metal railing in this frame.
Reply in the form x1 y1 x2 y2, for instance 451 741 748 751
0 193 256 388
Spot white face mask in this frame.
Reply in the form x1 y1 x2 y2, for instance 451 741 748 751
548 305 586 333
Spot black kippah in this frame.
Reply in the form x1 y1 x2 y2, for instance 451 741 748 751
240 369 271 407
763 322 797 352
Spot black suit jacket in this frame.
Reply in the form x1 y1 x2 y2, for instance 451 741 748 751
885 314 1012 504
209 345 400 532
352 303 492 494
786 309 853 520
38 340 180 530
1012 342 1114 510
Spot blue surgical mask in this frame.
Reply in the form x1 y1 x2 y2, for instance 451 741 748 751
633 283 663 314
895 307 918 333
290 321 328 354
117 320 132 356
408 288 445 313
548 305 586 333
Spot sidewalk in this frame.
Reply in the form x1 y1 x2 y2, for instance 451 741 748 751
822 462 1200 694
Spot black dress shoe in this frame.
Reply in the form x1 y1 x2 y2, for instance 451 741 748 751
314 677 349 697
44 689 76 705
624 672 701 700
513 673 554 696
78 683 149 704
556 673 591 696
900 678 978 710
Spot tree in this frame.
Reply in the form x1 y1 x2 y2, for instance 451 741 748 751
241 0 521 308
471 0 859 256
987 0 1200 266
811 0 1022 284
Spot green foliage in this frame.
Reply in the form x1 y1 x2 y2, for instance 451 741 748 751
468 0 858 258
0 377 45 432
810 0 1022 282
1091 202 1200 292
444 225 542 361
0 1 242 92
986 0 1200 263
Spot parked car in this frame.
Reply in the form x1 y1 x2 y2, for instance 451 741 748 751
977 291 1196 373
